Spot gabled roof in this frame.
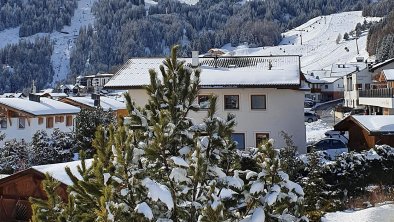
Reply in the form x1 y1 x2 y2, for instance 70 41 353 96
62 96 126 111
335 115 394 135
105 55 301 89
0 98 80 116
33 159 94 186
370 58 394 72
382 69 394 81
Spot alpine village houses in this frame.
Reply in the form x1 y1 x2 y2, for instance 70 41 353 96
0 94 80 146
105 53 307 153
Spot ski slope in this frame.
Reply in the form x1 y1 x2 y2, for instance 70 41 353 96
0 0 97 86
221 11 381 73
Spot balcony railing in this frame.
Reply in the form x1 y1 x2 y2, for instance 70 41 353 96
359 88 394 98
310 88 321 93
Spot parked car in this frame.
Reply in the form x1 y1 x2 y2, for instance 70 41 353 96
344 108 366 117
304 112 320 123
304 99 316 108
307 138 348 159
324 130 349 145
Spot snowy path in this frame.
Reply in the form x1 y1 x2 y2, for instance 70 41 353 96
322 204 394 222
221 11 381 73
0 0 97 86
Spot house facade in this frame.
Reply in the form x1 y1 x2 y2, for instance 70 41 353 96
348 58 394 115
0 95 80 145
105 55 307 153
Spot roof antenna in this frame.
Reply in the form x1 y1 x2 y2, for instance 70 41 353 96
268 60 272 70
32 80 36 94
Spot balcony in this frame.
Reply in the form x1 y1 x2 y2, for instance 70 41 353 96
359 88 394 98
310 88 322 93
359 88 394 108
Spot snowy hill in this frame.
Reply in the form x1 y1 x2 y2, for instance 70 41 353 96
0 0 97 85
221 11 381 73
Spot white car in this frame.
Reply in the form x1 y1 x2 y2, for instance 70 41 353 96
307 138 348 159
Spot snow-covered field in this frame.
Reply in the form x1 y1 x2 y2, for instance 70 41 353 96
0 0 97 85
221 11 381 73
322 204 394 222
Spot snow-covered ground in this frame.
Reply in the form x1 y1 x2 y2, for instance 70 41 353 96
305 120 333 144
221 11 381 73
0 0 97 85
322 204 394 222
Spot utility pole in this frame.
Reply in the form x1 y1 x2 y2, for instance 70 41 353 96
355 36 359 55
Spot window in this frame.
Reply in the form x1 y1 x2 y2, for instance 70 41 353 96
0 118 7 129
331 139 346 149
365 84 371 90
66 115 73 127
224 95 239 110
256 133 269 147
231 133 245 150
18 118 25 129
46 117 54 128
356 84 362 90
324 85 328 89
38 117 44 125
198 95 210 109
55 116 64 123
251 95 266 110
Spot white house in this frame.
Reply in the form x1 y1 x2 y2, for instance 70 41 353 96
0 95 80 145
344 57 394 114
105 55 307 153
76 73 114 93
305 63 365 102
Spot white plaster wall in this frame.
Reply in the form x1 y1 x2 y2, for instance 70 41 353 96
359 97 394 108
0 115 76 146
128 88 307 153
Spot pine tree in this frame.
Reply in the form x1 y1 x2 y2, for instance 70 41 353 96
30 174 64 222
240 140 307 222
30 130 52 165
301 150 328 221
75 107 115 157
343 32 349 41
0 139 29 174
51 128 74 163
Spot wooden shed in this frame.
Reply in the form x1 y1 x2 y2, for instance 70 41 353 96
0 168 68 222
334 115 394 151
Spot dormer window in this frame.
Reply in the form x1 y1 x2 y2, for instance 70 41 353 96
0 118 7 129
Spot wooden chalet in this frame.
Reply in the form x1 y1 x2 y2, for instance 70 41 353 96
334 115 394 151
0 169 68 221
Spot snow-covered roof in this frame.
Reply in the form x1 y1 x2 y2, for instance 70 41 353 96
33 159 93 186
338 115 394 134
34 92 68 97
85 73 114 78
382 69 394 81
105 56 301 89
65 96 126 111
319 77 342 83
370 58 394 71
0 98 80 116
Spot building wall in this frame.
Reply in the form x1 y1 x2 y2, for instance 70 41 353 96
0 115 76 146
344 69 372 109
128 88 307 153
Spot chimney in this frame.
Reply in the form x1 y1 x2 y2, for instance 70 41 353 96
32 80 36 94
29 93 40 103
91 93 100 107
192 51 199 67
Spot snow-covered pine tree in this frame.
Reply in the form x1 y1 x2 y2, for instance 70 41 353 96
75 107 115 157
0 139 29 174
279 131 303 181
240 140 307 222
51 128 74 163
30 130 53 165
301 150 328 221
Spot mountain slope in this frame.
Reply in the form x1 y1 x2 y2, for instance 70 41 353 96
221 11 380 72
